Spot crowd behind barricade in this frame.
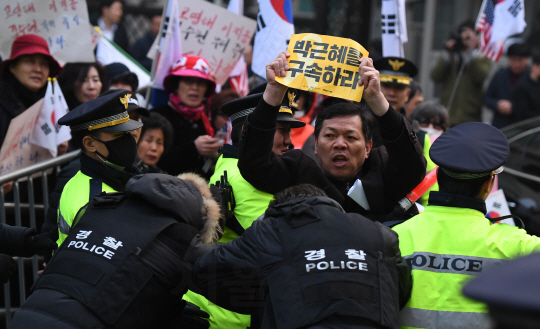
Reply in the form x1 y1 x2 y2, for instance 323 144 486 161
1 1 540 328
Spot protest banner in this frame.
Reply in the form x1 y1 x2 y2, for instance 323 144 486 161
276 33 369 102
0 99 52 176
0 0 95 65
176 0 257 85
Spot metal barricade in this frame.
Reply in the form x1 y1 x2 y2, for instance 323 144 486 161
0 150 79 327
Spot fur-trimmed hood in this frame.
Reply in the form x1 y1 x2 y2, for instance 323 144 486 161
126 173 221 243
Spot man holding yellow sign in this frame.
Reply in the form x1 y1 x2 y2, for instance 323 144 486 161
238 33 426 223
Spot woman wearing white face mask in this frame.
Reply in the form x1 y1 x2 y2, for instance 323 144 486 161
410 101 450 143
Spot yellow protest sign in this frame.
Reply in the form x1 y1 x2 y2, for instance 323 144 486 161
276 33 369 101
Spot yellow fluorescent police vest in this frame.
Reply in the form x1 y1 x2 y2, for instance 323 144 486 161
57 170 116 246
184 155 273 329
210 156 273 243
393 205 540 329
420 134 438 207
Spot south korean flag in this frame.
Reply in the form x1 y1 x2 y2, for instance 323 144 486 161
381 0 408 57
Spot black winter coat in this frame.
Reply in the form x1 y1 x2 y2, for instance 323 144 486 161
238 99 426 222
10 174 219 329
153 104 208 177
483 67 529 128
0 224 34 256
511 75 540 122
193 196 412 329
0 74 46 146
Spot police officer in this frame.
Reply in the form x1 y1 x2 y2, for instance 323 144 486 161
373 57 418 118
192 184 412 329
373 56 437 207
56 90 143 246
10 173 221 329
393 122 540 329
463 252 540 329
184 89 306 329
213 89 306 241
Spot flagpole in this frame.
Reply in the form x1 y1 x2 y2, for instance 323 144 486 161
145 0 172 107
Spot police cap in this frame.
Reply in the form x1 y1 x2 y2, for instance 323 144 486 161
100 89 150 117
374 56 418 86
463 252 540 316
58 90 144 133
278 89 306 128
222 89 305 128
429 122 509 179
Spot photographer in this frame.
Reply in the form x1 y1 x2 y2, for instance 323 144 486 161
431 20 491 127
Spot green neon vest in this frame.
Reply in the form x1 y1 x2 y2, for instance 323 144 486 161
393 205 540 329
420 134 438 207
184 155 273 329
57 170 116 246
210 156 273 243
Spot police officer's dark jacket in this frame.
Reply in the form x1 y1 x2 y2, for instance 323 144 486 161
10 173 221 329
193 196 412 329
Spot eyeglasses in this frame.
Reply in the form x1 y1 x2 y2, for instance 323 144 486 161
417 117 446 130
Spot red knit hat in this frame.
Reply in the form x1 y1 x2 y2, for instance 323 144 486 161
2 34 62 77
163 55 216 96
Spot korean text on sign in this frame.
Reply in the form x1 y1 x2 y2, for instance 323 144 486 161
0 0 95 64
177 0 256 85
276 33 369 102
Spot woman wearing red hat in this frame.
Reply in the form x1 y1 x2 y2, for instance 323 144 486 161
153 55 222 177
0 34 62 147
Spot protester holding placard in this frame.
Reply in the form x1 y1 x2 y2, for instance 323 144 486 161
154 55 222 177
57 62 107 111
238 49 426 223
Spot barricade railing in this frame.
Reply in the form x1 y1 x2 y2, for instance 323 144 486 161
0 150 80 327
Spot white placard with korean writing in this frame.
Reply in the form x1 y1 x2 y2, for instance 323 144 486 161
0 99 52 176
177 0 256 85
0 0 95 65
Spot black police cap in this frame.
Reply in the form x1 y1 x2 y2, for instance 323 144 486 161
221 93 260 126
249 82 267 95
222 90 305 128
374 56 418 86
430 122 509 179
463 252 540 314
278 89 306 128
58 90 143 133
100 89 149 117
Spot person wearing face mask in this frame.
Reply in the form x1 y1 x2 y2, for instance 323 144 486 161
54 90 143 246
153 55 222 177
409 101 450 143
41 90 150 244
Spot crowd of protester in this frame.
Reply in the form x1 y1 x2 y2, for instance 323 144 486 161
1 1 540 328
